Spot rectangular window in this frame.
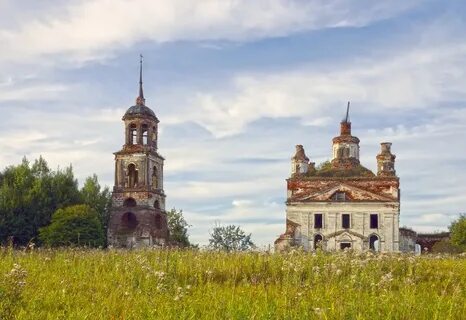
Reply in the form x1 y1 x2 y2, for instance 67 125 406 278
342 214 350 229
314 214 323 229
370 214 378 229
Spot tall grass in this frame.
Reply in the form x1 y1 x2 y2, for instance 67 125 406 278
0 248 465 319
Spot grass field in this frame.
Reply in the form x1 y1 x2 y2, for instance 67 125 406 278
1 248 465 319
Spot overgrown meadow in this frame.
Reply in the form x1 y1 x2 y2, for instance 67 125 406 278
1 248 465 319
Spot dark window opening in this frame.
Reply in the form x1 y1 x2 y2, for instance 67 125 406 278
155 214 162 229
342 214 350 229
314 214 323 229
123 197 136 207
127 164 138 188
369 235 379 251
121 212 138 230
332 192 346 201
154 200 160 209
314 234 323 250
340 243 351 250
370 214 378 229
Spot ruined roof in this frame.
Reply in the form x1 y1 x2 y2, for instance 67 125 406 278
309 161 375 178
123 104 157 120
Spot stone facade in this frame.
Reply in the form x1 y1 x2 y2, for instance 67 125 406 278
107 60 169 248
275 104 400 252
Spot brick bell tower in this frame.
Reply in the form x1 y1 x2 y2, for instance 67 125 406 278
107 55 168 248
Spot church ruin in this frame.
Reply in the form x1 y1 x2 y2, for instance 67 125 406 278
275 103 400 252
107 57 169 248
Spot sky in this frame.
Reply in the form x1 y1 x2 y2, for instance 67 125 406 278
0 0 465 247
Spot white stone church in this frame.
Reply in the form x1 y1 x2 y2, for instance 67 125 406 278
275 104 400 252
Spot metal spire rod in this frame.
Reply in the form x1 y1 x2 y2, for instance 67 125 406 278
345 101 350 122
139 54 144 100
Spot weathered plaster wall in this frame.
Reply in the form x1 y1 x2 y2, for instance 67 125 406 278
286 202 399 252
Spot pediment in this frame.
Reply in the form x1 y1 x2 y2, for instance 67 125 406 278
326 230 365 240
292 182 393 202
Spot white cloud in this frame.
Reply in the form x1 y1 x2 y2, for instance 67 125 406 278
0 0 419 63
180 41 466 137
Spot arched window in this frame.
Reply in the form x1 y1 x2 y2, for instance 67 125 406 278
314 234 323 250
155 214 162 229
369 235 379 251
123 197 136 207
121 212 138 230
152 166 158 189
142 124 148 145
154 200 160 209
130 124 137 145
127 164 138 188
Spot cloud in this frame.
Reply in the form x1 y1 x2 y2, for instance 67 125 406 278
0 0 420 64
181 40 466 137
1 1 465 246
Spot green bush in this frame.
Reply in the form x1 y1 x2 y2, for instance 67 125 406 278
450 214 466 250
39 205 104 247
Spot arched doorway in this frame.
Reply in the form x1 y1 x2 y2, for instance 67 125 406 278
314 234 323 250
369 234 379 251
121 212 138 230
120 212 138 248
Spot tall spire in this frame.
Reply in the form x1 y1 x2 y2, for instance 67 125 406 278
344 101 350 123
136 54 145 106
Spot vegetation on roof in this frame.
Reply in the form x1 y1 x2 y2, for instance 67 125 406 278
308 160 375 178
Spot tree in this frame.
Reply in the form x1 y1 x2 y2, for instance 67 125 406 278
208 224 255 252
449 214 466 250
0 157 81 245
166 208 191 247
80 174 112 235
431 239 463 254
39 204 105 247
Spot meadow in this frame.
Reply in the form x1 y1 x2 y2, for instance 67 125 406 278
1 248 465 320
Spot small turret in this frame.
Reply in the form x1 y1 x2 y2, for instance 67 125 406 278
291 145 314 176
377 142 396 176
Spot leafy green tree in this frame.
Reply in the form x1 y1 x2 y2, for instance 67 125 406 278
166 208 191 247
39 204 105 247
449 214 466 250
208 224 255 252
0 157 81 245
80 174 112 235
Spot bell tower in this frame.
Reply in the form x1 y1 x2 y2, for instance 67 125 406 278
107 55 169 248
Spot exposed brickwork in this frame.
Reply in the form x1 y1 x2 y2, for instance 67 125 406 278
276 106 400 252
287 177 399 202
417 232 450 252
107 69 169 248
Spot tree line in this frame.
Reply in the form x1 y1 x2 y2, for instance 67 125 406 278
0 157 110 246
0 156 255 250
